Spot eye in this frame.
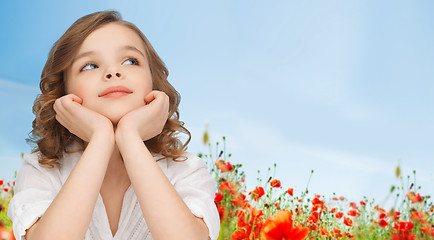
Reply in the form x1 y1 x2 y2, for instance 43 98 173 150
81 63 98 71
123 58 139 65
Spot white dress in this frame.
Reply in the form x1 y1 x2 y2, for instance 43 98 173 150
7 146 220 240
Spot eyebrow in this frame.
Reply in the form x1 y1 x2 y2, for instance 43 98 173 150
71 45 146 65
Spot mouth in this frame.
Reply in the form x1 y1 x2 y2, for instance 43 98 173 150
99 85 133 98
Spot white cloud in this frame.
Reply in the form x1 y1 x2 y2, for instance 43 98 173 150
0 78 39 93
0 78 38 177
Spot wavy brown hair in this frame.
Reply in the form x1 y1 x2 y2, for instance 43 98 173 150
27 10 191 168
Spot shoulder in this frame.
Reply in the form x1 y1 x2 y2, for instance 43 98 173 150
167 152 208 171
26 141 83 168
21 149 80 171
15 149 81 192
21 152 47 170
159 152 210 182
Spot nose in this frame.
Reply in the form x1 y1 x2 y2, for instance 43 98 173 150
105 72 123 80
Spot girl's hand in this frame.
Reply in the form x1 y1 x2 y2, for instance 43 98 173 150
53 94 114 142
116 90 169 142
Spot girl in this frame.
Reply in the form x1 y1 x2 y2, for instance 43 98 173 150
7 10 220 240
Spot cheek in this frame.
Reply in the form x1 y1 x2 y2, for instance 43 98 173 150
146 80 153 93
66 82 94 105
139 73 153 94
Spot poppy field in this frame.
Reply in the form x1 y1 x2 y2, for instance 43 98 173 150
201 136 434 240
0 177 15 240
1 136 433 240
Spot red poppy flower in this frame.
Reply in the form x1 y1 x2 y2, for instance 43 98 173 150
410 211 425 224
348 210 359 217
307 211 320 224
396 221 414 231
214 192 224 203
406 191 423 204
231 194 247 207
231 229 248 240
219 182 236 195
349 202 358 210
0 180 3 185
360 200 366 206
310 223 319 231
320 228 328 236
378 218 388 227
249 187 265 201
344 232 354 238
217 205 225 223
260 210 310 240
392 221 415 240
335 212 344 219
235 210 246 229
287 188 294 197
330 229 342 238
421 224 434 237
237 207 264 239
312 196 324 206
3 188 9 193
215 159 234 173
344 216 353 227
311 204 321 212
270 179 282 188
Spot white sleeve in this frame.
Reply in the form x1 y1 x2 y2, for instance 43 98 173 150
7 153 58 240
171 154 220 240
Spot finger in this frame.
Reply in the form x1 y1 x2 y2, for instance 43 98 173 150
55 113 68 129
53 98 68 116
63 94 83 106
54 97 77 123
69 94 83 104
144 90 168 104
62 95 84 114
144 91 158 104
53 98 61 114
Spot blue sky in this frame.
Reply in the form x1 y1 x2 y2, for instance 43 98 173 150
1 1 433 206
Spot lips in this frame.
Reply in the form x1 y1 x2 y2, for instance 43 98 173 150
99 85 133 97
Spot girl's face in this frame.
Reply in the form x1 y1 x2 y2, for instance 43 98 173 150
65 23 153 124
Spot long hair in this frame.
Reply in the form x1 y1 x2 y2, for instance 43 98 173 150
27 10 191 167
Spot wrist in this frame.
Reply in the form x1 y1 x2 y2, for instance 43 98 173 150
115 125 141 147
91 125 115 144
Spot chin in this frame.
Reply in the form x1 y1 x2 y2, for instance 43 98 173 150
97 103 143 125
96 108 127 125
107 113 126 125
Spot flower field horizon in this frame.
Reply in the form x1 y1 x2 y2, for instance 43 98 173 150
201 135 433 240
1 135 433 240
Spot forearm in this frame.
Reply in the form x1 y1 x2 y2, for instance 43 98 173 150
26 132 114 240
116 132 208 240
